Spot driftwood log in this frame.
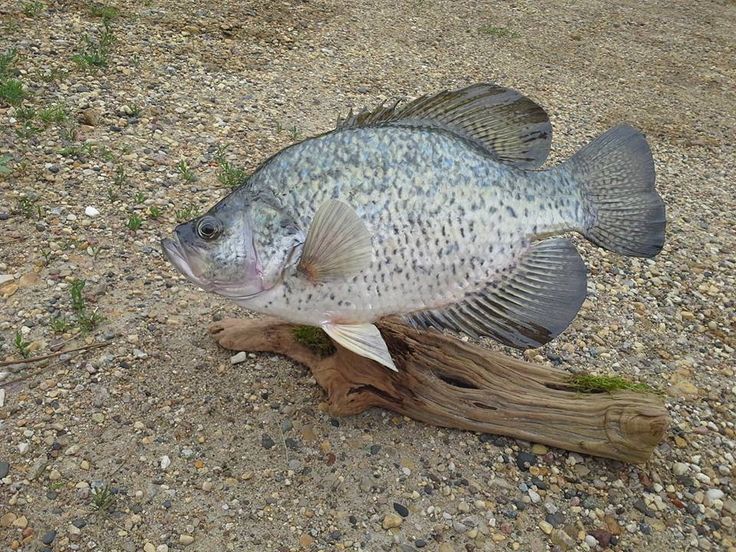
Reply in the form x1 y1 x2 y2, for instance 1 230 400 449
210 317 667 464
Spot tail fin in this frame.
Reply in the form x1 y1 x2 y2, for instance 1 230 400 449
567 124 665 257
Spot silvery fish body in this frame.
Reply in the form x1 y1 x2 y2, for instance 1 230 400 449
162 84 665 370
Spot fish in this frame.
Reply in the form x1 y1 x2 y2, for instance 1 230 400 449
161 83 666 371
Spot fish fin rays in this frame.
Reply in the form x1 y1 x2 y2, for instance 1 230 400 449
404 238 587 348
336 83 552 169
298 199 372 283
322 323 398 371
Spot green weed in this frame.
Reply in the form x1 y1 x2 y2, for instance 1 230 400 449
127 214 143 231
88 3 119 21
175 205 198 222
69 279 104 333
148 206 161 219
133 191 145 204
15 195 41 219
0 154 12 175
215 145 246 188
50 317 74 334
91 484 116 514
177 160 195 182
479 25 519 39
14 331 31 359
72 23 115 70
0 79 24 106
15 105 36 123
22 1 45 17
38 104 69 126
113 166 126 187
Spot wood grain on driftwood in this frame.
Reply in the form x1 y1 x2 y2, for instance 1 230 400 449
210 317 667 464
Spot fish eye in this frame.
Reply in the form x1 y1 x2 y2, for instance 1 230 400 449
196 216 222 241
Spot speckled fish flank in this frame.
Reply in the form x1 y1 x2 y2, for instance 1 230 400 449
162 84 666 369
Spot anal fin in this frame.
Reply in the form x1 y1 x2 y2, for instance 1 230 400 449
322 322 398 371
405 238 587 348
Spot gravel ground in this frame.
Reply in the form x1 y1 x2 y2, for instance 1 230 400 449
1 1 734 551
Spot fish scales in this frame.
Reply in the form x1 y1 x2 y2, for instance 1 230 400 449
244 125 578 325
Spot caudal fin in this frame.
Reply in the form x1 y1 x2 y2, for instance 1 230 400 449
567 124 665 257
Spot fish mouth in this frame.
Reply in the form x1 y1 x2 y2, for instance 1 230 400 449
161 235 207 287
160 235 265 300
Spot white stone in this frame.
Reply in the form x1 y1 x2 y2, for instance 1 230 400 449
160 455 171 470
528 489 541 503
673 462 688 476
230 351 247 364
0 275 13 285
85 206 100 218
0 388 4 408
704 488 724 506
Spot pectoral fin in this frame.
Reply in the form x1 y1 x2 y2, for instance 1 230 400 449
298 199 372 283
321 322 398 371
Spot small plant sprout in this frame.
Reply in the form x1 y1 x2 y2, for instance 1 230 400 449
38 104 69 126
50 317 74 334
14 105 36 123
128 103 142 117
175 205 198 222
148 206 161 219
0 154 12 175
127 214 143 231
70 279 87 314
40 248 53 265
215 145 246 188
69 279 104 332
479 25 519 39
88 3 119 22
15 195 41 219
133 191 145 204
0 78 25 107
177 160 195 182
14 331 31 359
23 1 46 17
91 484 116 514
289 125 301 141
113 165 127 186
72 23 115 70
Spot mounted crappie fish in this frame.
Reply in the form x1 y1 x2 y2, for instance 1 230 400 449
162 84 665 371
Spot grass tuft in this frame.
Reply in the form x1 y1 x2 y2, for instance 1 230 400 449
14 331 31 358
91 484 116 514
479 25 519 39
215 145 247 188
292 326 336 357
127 214 143 231
0 79 24 106
566 374 659 394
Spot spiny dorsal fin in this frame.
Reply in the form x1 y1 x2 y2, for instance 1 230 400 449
336 84 552 169
298 199 372 283
404 238 587 348
322 322 398 371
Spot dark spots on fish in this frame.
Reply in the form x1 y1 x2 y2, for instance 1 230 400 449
524 207 528 218
532 225 538 234
506 206 516 218
337 300 343 306
460 227 465 238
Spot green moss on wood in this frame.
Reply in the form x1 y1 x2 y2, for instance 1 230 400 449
292 326 336 357
566 374 659 394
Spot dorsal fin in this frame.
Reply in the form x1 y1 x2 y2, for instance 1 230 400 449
404 238 587 348
336 84 552 169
